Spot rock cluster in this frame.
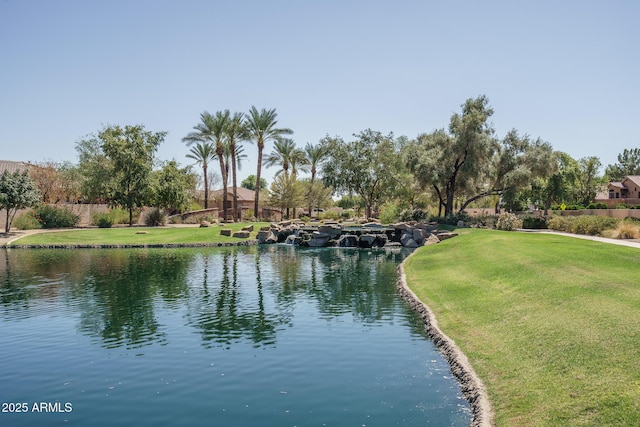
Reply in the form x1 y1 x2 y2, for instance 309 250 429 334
256 220 457 248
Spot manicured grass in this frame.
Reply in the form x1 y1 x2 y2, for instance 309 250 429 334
404 229 640 426
8 222 271 246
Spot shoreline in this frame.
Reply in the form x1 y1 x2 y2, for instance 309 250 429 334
397 251 493 427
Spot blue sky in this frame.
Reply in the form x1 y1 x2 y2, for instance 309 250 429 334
1 0 638 185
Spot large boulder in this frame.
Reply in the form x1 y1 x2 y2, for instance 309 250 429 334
318 224 342 240
337 234 359 248
307 231 332 247
358 234 377 248
232 230 250 238
436 232 458 241
412 228 428 245
242 224 254 232
424 234 441 246
257 230 277 244
220 229 232 236
400 231 419 248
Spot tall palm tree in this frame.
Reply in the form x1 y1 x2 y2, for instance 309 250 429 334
185 142 216 208
265 138 307 218
264 138 308 178
225 112 248 221
245 106 293 218
304 142 328 215
182 110 230 218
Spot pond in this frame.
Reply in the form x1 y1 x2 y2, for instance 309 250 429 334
0 246 471 426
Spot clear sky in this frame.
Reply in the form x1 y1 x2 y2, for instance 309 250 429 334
1 0 638 185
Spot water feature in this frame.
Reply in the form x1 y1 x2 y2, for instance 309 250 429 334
0 246 471 426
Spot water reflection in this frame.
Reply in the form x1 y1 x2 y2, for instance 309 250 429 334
0 246 414 350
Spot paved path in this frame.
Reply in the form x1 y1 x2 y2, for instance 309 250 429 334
519 229 640 249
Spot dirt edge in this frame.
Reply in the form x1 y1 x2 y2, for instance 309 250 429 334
397 254 494 427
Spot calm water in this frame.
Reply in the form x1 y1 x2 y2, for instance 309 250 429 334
0 246 471 426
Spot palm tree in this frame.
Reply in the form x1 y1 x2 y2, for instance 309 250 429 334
185 142 216 208
265 138 307 218
245 106 293 218
183 111 230 218
264 138 308 178
225 112 248 221
304 142 328 215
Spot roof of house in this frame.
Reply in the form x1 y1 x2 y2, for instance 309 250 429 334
623 176 640 188
210 186 256 201
0 160 30 174
609 181 625 189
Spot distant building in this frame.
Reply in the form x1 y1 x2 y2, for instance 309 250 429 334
0 160 30 174
595 176 640 207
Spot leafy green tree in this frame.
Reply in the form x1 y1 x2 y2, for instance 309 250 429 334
404 95 496 217
153 160 195 214
241 175 267 191
185 142 216 208
265 138 307 217
605 148 640 180
458 130 556 212
183 111 230 218
304 142 328 216
322 130 402 219
0 170 41 232
76 135 113 203
300 178 333 216
574 156 603 206
99 124 166 226
246 106 293 218
269 174 304 219
529 152 577 214
58 161 82 203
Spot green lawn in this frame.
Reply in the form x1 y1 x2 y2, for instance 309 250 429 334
8 222 271 246
404 229 640 426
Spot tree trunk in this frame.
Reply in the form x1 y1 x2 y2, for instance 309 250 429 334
129 207 134 227
254 142 264 219
232 152 238 222
203 164 209 209
4 208 10 233
217 155 228 221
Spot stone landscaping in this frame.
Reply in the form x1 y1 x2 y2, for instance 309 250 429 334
256 220 458 248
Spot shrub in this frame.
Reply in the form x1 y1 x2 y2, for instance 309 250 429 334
495 212 523 231
13 211 42 230
379 202 401 224
616 203 629 209
522 216 547 229
108 208 135 225
547 215 619 236
587 202 608 209
564 204 585 210
400 208 428 222
91 213 113 228
610 221 640 239
438 211 471 226
466 214 498 229
33 205 79 228
144 208 166 226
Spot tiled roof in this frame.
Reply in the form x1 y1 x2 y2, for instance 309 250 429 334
623 176 640 188
0 160 29 174
210 186 256 202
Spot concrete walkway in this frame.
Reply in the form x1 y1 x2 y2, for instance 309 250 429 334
519 229 640 249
